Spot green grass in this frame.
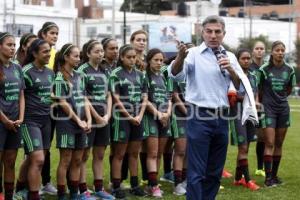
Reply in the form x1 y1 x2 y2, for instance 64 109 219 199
16 99 300 199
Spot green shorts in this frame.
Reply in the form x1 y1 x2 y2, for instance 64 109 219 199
56 121 88 149
171 112 186 139
111 112 144 143
143 113 171 138
21 116 52 154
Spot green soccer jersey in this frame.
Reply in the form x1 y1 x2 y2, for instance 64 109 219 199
0 62 25 120
109 66 147 116
257 62 296 113
54 71 86 123
147 71 173 112
23 63 55 117
78 63 110 115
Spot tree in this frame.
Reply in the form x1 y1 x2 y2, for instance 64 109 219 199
238 34 272 52
120 0 172 14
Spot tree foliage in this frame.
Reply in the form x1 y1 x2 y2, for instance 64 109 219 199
120 0 173 14
238 34 272 52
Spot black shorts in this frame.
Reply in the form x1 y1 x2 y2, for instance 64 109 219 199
261 113 290 128
143 113 171 138
56 120 88 149
0 123 22 151
171 111 186 139
230 119 257 146
21 116 52 154
111 112 144 143
87 124 110 147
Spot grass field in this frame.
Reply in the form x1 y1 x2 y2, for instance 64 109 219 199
16 99 300 200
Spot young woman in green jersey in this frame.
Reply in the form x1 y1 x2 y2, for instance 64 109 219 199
144 48 173 198
53 43 92 200
231 49 260 191
15 39 54 200
258 41 296 187
38 21 59 195
15 33 37 66
77 39 114 199
109 45 148 199
0 32 25 200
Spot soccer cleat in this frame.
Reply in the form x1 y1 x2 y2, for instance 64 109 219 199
255 169 266 177
140 179 148 186
149 186 162 198
233 178 247 187
272 177 283 186
129 186 147 197
13 189 28 200
245 180 260 191
41 183 57 195
264 178 276 188
94 190 115 200
111 188 126 199
222 169 233 178
76 192 97 200
219 185 225 190
173 183 186 196
159 171 174 183
181 180 187 189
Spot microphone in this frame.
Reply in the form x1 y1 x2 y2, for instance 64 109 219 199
212 48 227 76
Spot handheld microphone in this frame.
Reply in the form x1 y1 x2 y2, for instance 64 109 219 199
212 48 227 76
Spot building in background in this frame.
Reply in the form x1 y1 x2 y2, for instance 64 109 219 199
0 0 77 49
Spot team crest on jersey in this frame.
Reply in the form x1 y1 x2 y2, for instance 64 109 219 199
13 70 20 79
33 139 40 147
281 71 289 80
68 136 75 145
48 75 53 83
89 75 95 81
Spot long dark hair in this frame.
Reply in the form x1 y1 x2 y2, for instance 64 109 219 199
269 40 285 65
16 33 37 66
23 39 48 66
101 38 116 50
236 48 251 60
116 44 135 67
38 22 58 39
0 32 14 81
81 39 101 64
145 48 165 83
53 43 77 82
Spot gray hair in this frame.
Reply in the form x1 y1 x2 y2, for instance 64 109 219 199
202 15 225 30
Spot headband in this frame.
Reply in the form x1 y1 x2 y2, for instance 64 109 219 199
62 44 74 56
87 40 100 51
41 23 58 32
0 33 12 41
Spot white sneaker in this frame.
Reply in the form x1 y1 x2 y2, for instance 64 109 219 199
42 183 57 195
173 183 186 196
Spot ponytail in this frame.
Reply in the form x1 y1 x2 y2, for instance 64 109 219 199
54 43 76 82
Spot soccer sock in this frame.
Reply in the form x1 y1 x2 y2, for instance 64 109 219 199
28 191 39 200
57 185 66 198
130 176 138 188
174 170 182 186
79 182 87 194
69 180 79 196
264 155 273 179
16 180 26 192
163 153 173 174
239 159 250 182
112 179 121 190
4 182 14 200
148 172 158 187
272 155 282 178
140 152 148 181
182 168 187 181
235 166 243 181
256 142 265 170
94 179 103 192
109 155 113 182
121 154 129 181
